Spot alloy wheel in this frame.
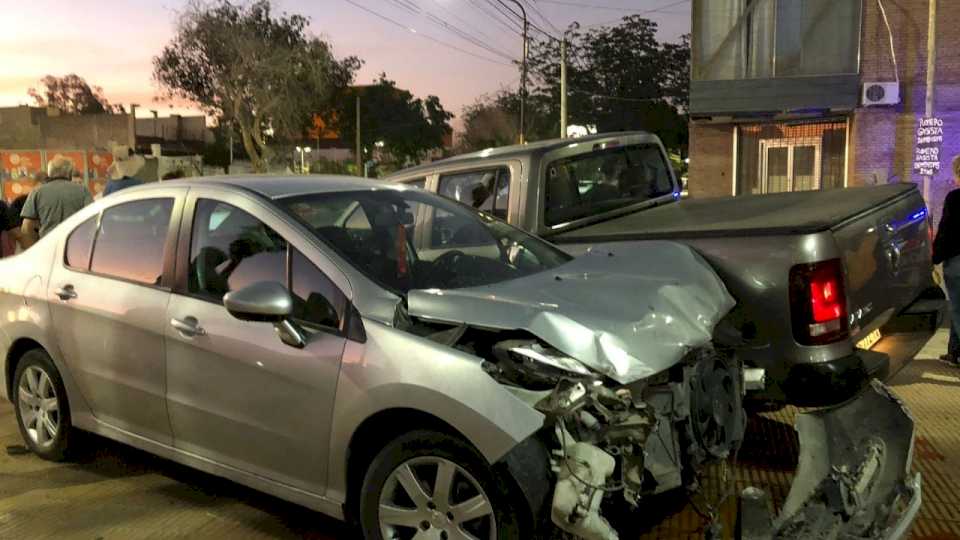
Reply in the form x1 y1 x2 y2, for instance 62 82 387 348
18 365 60 447
378 456 496 540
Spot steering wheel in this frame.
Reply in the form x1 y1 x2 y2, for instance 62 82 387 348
433 249 466 276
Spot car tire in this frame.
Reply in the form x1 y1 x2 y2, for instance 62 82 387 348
12 349 73 461
359 429 527 540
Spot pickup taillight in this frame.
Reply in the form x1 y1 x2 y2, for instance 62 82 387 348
789 259 849 346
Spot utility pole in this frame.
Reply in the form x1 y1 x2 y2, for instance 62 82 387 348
505 0 528 144
924 0 937 204
560 38 568 139
355 94 362 177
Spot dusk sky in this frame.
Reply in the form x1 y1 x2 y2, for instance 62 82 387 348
0 0 690 129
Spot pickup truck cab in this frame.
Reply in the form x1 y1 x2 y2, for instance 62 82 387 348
388 131 936 405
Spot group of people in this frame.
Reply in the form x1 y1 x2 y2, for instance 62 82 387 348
0 148 179 256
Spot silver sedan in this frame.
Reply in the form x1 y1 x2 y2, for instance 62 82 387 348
0 176 921 540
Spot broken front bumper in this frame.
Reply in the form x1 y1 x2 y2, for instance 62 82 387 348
741 380 922 539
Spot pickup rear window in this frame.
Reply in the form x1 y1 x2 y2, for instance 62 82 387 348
544 143 674 226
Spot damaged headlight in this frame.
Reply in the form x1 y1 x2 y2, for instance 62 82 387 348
488 340 596 390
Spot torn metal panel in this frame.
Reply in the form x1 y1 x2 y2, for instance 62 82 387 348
407 242 735 383
743 380 922 539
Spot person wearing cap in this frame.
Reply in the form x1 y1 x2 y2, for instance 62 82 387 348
19 156 93 248
102 148 144 196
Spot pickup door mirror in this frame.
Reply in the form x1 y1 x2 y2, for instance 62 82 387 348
223 281 306 348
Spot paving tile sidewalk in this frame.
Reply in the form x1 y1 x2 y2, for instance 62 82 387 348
0 330 958 539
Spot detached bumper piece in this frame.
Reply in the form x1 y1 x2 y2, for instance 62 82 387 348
740 380 922 539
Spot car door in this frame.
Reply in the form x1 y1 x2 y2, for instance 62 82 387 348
164 188 347 494
48 193 182 444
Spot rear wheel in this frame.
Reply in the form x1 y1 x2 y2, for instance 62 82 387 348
13 349 72 461
359 430 525 540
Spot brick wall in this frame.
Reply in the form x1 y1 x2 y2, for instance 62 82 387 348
0 106 133 150
856 0 960 227
39 113 133 149
0 107 43 148
688 122 734 199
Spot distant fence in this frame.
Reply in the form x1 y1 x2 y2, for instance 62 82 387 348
0 149 114 202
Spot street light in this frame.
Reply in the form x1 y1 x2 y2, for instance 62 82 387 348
294 146 312 174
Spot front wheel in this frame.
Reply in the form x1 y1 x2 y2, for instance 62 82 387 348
13 349 73 461
359 430 526 540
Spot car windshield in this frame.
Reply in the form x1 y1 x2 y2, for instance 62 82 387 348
279 189 572 294
544 143 676 226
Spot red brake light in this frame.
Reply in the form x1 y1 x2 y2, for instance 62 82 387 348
810 278 842 322
789 259 849 345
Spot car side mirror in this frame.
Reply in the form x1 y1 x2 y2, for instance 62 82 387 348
223 281 306 349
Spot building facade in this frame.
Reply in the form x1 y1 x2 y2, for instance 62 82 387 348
688 0 960 223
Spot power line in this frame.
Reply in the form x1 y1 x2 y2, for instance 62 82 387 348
382 0 517 61
386 0 420 15
580 0 691 27
468 0 524 37
423 0 497 42
522 0 562 36
539 0 685 12
341 0 516 66
485 0 527 32
493 0 561 41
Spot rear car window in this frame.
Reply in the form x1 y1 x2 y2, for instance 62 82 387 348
90 198 174 285
65 216 97 270
544 144 673 226
438 167 510 220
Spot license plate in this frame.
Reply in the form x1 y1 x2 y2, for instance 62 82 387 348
856 329 883 350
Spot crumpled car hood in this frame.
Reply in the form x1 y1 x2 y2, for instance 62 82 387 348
406 241 736 383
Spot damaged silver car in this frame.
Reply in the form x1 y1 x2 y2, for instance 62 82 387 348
0 176 920 539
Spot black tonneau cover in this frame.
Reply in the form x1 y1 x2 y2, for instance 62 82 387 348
553 183 919 242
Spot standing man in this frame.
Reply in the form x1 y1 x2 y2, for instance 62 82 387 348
933 155 960 365
19 156 93 249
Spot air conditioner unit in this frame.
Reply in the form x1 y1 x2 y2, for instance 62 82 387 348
862 82 901 106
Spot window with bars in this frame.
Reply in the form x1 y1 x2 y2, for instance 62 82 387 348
735 120 847 195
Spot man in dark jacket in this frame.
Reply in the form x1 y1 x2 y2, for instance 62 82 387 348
932 155 960 364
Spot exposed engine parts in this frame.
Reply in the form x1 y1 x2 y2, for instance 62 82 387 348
483 339 747 540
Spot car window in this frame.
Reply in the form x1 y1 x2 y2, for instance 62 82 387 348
89 198 174 285
189 199 287 303
438 167 510 220
404 177 426 190
545 143 673 226
279 190 571 293
291 249 346 330
65 216 97 270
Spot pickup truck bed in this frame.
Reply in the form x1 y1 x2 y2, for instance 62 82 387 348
388 132 934 405
552 183 932 404
552 183 920 241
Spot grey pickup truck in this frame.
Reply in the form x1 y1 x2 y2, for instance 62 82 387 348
388 131 935 406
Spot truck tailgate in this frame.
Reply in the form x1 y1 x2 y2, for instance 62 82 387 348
832 187 932 339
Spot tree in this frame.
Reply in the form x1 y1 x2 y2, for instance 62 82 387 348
28 74 120 114
458 89 552 153
153 0 361 172
522 17 690 151
327 74 453 170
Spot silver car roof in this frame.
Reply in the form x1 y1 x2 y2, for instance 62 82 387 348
140 175 406 200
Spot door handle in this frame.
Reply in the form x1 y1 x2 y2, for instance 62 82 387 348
171 316 206 337
54 285 77 301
